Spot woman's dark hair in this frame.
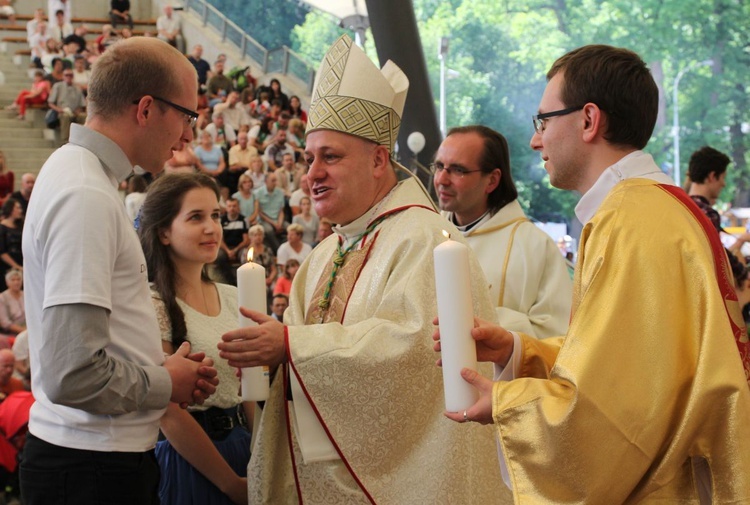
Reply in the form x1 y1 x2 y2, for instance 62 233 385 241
1 199 19 220
259 115 274 134
289 95 302 114
139 173 220 348
127 174 148 193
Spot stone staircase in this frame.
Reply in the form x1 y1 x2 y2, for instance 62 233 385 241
0 52 57 183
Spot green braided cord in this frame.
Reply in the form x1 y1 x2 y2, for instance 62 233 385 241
317 215 388 312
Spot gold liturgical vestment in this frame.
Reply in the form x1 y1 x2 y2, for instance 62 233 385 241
493 179 750 503
247 178 509 504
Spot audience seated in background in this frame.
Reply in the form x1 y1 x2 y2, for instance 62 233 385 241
265 78 289 111
232 174 259 227
264 129 295 172
165 144 199 174
7 70 50 121
47 68 87 142
270 293 288 322
213 91 251 133
26 9 45 43
247 224 277 304
246 155 266 189
289 173 312 216
48 8 72 43
188 44 211 89
227 132 258 189
215 198 249 284
0 271 25 349
95 24 119 54
248 116 274 154
292 195 318 245
43 56 65 84
207 60 232 108
11 331 29 389
287 117 306 158
109 0 133 29
204 112 236 151
63 24 88 54
255 173 286 252
0 200 24 294
0 0 16 25
272 258 298 297
10 174 33 216
28 22 49 68
195 130 226 180
312 217 333 248
247 89 270 120
275 223 311 269
287 95 307 124
124 174 147 225
156 5 183 53
47 0 71 24
274 152 294 201
71 55 90 93
0 153 13 208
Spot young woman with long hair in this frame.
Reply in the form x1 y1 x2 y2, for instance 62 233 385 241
139 173 250 505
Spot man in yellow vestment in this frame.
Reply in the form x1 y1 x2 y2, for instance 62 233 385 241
219 34 508 504
442 45 750 503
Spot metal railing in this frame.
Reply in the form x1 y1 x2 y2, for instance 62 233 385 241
183 0 316 92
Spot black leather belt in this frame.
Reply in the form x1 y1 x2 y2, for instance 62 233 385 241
189 405 248 440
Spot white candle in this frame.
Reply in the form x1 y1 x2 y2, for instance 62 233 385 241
237 248 270 401
434 231 478 412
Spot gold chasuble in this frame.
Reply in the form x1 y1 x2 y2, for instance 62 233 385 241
493 179 750 503
247 178 509 504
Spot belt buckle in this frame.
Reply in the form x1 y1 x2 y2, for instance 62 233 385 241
213 415 235 431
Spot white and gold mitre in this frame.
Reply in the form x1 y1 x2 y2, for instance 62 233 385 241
306 34 409 153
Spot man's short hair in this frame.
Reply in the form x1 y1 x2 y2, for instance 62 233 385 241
547 45 657 150
446 125 517 213
88 38 193 119
688 146 731 183
272 293 289 303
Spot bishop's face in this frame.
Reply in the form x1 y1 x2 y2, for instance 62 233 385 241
305 130 381 226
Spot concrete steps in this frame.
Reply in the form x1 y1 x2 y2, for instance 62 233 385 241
0 40 56 186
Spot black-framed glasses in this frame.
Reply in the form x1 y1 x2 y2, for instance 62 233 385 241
132 95 199 128
532 105 584 134
430 162 483 179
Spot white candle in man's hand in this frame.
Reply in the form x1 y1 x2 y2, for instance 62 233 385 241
237 248 270 401
434 231 478 412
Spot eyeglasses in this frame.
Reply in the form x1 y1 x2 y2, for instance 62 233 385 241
430 162 483 178
532 105 584 134
132 95 199 128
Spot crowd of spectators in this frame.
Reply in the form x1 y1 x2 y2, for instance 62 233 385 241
6 4 182 134
5 6 329 310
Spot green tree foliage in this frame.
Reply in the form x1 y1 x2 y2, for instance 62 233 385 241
286 0 749 220
207 0 309 50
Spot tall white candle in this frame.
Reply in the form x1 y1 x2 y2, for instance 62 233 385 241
237 248 270 401
434 231 478 412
